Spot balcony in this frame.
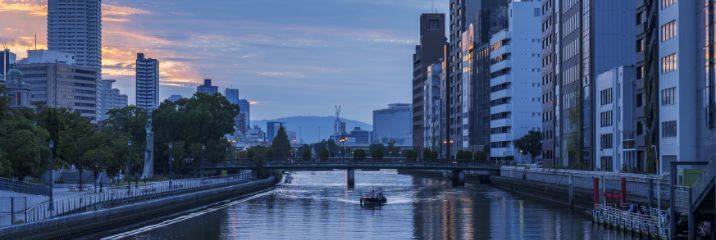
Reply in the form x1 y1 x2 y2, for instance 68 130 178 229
490 88 511 101
490 59 511 73
490 45 511 58
490 118 511 128
490 73 511 86
490 147 513 157
490 103 511 114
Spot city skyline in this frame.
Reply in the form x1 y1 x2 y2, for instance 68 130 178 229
0 0 449 123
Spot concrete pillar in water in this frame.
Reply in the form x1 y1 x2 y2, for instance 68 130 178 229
451 170 465 186
347 169 355 189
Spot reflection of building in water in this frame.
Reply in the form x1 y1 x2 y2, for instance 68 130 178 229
410 176 478 239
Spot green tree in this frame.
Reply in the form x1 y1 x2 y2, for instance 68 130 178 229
298 144 312 161
0 149 11 177
319 149 329 161
0 117 50 179
271 126 291 160
423 149 437 161
514 130 543 161
404 150 417 161
369 144 385 160
386 139 398 156
473 151 488 162
353 149 366 160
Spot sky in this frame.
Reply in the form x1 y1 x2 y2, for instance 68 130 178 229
0 0 449 123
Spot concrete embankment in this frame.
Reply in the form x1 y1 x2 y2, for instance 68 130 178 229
0 176 277 240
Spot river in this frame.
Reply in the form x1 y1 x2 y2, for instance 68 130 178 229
98 170 635 240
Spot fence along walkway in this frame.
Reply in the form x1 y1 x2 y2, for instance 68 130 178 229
1 172 252 226
0 177 50 196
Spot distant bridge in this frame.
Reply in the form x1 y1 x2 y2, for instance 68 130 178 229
204 159 502 187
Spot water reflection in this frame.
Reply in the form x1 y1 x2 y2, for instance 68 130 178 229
109 170 635 240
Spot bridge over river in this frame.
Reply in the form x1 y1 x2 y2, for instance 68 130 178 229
204 159 502 187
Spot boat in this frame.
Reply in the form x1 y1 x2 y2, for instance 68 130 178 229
360 189 387 206
283 172 293 184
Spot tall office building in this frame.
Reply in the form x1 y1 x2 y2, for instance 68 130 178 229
1 49 17 83
16 62 99 120
423 63 443 151
373 103 412 147
47 0 102 71
594 66 636 172
266 121 285 143
97 79 128 121
412 13 446 152
225 88 240 104
197 79 218 94
541 0 635 169
488 0 541 162
237 99 251 135
136 53 159 110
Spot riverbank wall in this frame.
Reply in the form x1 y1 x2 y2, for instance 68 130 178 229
493 167 671 210
0 176 277 240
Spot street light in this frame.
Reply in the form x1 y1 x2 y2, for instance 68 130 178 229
48 139 55 212
168 143 174 189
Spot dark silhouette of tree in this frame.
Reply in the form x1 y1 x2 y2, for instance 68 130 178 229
514 130 543 160
271 126 291 160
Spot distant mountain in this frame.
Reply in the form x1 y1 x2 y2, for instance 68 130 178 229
251 116 372 144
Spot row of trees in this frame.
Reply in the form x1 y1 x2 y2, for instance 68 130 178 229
0 88 240 186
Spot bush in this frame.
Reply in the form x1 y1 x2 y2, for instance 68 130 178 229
369 144 385 161
353 149 366 160
473 151 488 162
404 150 417 161
457 150 472 161
319 149 329 161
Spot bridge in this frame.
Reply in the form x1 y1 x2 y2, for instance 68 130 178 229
204 159 502 187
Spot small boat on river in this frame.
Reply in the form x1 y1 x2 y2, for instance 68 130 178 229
360 189 387 206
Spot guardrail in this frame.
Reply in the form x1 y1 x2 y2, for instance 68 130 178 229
0 178 50 196
3 172 252 226
208 159 502 170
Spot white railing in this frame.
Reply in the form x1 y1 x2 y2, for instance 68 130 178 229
4 172 252 226
592 204 669 237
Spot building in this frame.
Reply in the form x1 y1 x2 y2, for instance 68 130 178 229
266 121 285 142
47 0 101 71
167 95 184 102
197 79 218 94
20 50 75 65
423 63 443 151
225 88 239 104
488 0 542 162
541 0 636 169
373 103 412 146
237 99 251 136
1 49 16 83
654 0 716 174
4 69 31 109
412 13 446 152
97 79 128 121
136 53 159 110
16 62 99 120
595 66 636 172
246 125 266 143
349 127 371 145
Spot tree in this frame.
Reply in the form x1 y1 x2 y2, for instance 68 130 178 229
298 144 312 161
423 149 437 161
353 149 366 160
271 126 291 160
473 151 488 162
369 144 385 160
456 150 472 161
319 149 329 161
514 130 543 161
0 149 11 177
386 139 398 156
404 150 417 161
0 117 50 179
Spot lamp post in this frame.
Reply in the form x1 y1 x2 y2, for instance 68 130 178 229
200 145 206 177
168 143 173 189
48 139 55 212
127 139 132 191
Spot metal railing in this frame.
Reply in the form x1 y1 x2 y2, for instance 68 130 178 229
0 177 50 196
592 203 669 237
208 159 502 170
689 158 716 207
4 172 252 226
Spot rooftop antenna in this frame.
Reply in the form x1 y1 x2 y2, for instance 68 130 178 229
34 34 37 50
334 105 342 137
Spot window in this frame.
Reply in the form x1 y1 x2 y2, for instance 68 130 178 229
662 0 676 9
600 88 613 106
662 120 677 138
636 93 644 107
601 156 613 171
600 111 613 127
637 38 645 52
661 53 678 73
661 21 677 42
661 87 677 105
600 134 613 149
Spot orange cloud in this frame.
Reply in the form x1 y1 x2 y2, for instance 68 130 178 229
0 0 46 16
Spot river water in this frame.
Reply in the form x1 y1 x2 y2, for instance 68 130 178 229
100 170 635 240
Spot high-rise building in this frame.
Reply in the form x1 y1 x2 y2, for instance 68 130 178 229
595 66 637 172
1 49 17 83
224 88 240 104
373 103 412 147
97 79 128 121
423 63 443 151
488 0 541 162
237 99 251 136
541 0 636 169
266 121 285 143
16 62 99 120
197 79 218 94
412 13 446 152
136 53 159 110
349 127 371 145
47 0 101 71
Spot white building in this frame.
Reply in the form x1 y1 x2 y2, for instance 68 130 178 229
97 79 128 121
488 0 542 162
595 66 636 172
48 0 101 71
21 50 76 65
136 53 159 110
423 63 442 150
373 103 412 147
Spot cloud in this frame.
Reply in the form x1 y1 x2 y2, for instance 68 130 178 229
0 0 46 16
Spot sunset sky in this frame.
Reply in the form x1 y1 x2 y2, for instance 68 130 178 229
0 0 448 122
